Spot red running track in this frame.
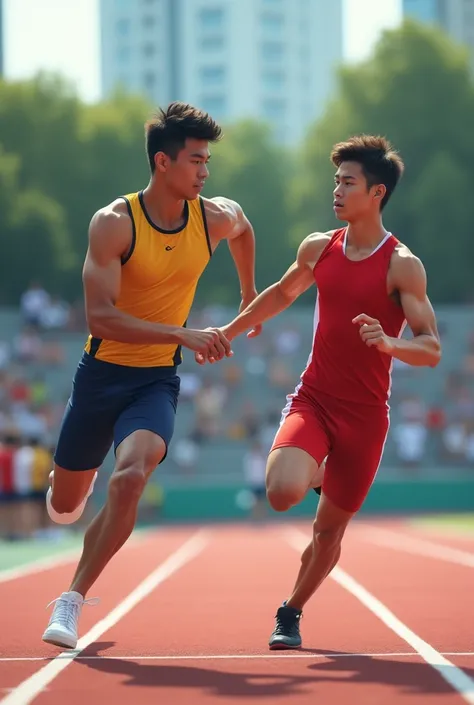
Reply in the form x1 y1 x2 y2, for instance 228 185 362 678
0 519 473 705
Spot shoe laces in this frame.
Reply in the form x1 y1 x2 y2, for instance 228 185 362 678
46 595 99 631
274 606 302 636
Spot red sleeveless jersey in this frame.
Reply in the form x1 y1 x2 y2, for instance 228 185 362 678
300 228 406 406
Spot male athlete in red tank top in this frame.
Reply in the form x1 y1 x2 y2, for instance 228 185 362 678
207 135 441 650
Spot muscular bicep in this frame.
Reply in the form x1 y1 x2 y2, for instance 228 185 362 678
398 257 439 340
278 237 321 301
82 247 121 310
278 260 314 300
278 233 329 302
82 210 131 325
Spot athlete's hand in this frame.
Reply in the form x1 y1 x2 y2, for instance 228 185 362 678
239 291 262 339
352 314 394 354
193 325 234 366
180 327 233 364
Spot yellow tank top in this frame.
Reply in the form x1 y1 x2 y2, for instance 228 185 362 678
84 191 212 367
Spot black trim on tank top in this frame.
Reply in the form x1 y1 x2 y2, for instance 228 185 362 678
89 337 102 357
172 319 186 366
138 190 189 234
120 196 136 265
199 197 213 258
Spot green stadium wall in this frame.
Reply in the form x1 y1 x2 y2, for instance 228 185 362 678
128 478 474 522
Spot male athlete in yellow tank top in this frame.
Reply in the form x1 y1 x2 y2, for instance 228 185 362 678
42 102 261 650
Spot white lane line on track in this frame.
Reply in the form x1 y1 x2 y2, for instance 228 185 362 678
0 550 82 585
0 530 209 705
359 526 474 568
0 530 152 584
285 527 474 705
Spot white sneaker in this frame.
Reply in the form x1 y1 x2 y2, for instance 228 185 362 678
42 591 99 649
46 471 98 525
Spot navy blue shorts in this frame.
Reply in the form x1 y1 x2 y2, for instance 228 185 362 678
54 352 180 471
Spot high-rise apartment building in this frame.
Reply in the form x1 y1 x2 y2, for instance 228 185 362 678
100 0 343 144
403 0 474 68
0 0 4 77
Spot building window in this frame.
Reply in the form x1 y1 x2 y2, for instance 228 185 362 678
260 12 284 32
143 43 156 58
200 96 227 118
200 8 225 31
116 19 130 37
143 14 155 27
200 65 225 87
261 69 284 91
261 41 283 61
200 36 225 51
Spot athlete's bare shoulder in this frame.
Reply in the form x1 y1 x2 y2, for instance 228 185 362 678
390 241 427 283
201 195 249 245
297 230 334 269
202 195 239 217
90 198 130 232
88 198 133 259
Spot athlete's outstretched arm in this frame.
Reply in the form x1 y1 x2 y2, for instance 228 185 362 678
224 202 258 302
353 252 441 367
223 234 323 341
83 206 231 359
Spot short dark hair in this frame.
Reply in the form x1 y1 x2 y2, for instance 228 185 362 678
330 135 404 209
145 101 223 173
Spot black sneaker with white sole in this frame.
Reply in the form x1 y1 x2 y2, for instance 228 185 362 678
268 602 303 650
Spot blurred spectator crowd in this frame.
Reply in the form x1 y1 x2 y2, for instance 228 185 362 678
0 282 84 540
1 284 474 539
169 307 474 478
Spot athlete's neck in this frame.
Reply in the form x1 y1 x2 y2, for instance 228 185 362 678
345 215 389 251
141 183 186 231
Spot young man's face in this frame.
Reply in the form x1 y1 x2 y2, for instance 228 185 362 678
333 161 384 222
158 139 211 200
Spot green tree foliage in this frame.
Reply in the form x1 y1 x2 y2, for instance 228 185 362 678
1 19 474 307
0 76 292 306
0 75 151 272
198 120 294 305
75 90 151 258
0 144 74 303
290 20 474 302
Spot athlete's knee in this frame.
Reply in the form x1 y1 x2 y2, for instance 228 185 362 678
51 493 83 515
266 447 316 512
312 510 350 552
266 483 305 512
111 442 165 506
108 464 148 505
312 523 346 552
50 468 95 514
116 431 166 472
